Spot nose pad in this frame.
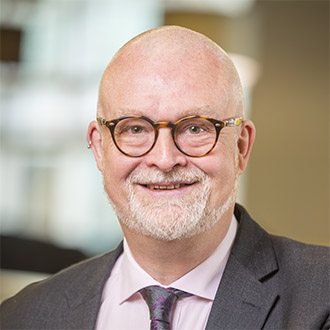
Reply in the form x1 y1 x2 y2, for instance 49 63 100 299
144 128 187 172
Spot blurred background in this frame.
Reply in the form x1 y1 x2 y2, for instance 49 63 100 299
1 0 329 299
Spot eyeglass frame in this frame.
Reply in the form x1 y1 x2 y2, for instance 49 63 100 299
97 115 243 158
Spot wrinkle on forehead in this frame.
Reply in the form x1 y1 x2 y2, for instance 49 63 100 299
112 106 230 121
98 26 243 119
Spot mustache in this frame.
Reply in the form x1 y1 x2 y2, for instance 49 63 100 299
126 165 208 185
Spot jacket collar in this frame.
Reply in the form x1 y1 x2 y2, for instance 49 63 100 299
63 242 124 329
206 204 279 329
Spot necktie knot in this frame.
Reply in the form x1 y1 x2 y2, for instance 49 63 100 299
139 285 191 330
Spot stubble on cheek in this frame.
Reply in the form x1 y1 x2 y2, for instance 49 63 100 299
102 169 131 219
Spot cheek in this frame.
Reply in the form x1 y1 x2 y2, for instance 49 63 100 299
193 152 238 207
102 148 141 203
193 150 236 180
103 141 138 179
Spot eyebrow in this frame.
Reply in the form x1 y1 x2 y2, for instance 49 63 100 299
114 106 220 120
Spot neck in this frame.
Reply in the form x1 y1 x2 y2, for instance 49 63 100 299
121 207 233 285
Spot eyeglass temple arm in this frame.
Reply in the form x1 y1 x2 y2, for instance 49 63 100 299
224 117 243 127
97 117 116 127
97 117 106 125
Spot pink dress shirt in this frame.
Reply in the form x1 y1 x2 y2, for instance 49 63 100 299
95 215 237 330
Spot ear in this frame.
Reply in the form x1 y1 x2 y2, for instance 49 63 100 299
87 120 104 172
237 119 256 175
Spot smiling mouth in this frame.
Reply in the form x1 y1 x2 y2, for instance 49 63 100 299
140 183 194 190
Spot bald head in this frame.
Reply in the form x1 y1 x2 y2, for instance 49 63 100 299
98 26 244 119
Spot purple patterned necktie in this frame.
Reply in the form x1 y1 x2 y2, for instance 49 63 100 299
139 285 192 330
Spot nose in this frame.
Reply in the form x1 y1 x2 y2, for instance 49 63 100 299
144 128 187 172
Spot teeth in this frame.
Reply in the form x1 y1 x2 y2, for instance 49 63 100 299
146 184 186 190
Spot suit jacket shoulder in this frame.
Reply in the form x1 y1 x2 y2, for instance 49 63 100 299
206 204 330 330
1 243 123 330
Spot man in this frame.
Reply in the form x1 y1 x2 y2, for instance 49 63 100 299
1 26 329 330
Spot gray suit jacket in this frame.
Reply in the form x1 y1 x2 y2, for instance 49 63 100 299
1 204 330 329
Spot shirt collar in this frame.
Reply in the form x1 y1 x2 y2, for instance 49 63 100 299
118 214 238 303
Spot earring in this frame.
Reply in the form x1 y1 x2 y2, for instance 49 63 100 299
87 141 92 149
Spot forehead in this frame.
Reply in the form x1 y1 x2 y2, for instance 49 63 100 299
99 40 236 121
100 68 231 121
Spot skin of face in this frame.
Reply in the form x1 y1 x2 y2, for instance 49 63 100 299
88 26 255 242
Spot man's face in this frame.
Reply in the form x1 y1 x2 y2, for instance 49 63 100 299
98 55 240 240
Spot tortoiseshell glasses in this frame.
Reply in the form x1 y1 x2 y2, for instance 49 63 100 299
97 115 242 158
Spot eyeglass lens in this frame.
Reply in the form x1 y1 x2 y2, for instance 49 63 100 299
114 117 217 157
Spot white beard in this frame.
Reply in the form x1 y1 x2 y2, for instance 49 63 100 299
109 165 238 241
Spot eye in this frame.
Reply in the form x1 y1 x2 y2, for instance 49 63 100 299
188 126 203 134
130 126 144 134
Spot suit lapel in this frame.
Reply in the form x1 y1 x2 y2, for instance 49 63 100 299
206 205 279 329
63 242 123 329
